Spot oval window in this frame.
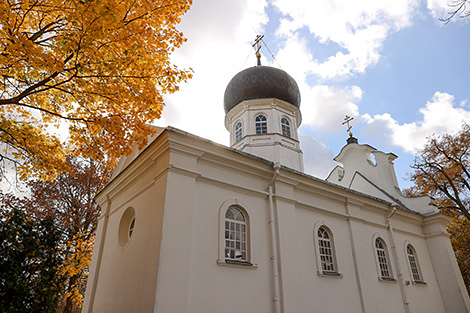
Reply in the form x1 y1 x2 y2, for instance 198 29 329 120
119 207 136 246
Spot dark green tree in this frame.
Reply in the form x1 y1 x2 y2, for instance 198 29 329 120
0 208 65 312
0 156 112 312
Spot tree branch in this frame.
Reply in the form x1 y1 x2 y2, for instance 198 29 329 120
0 53 74 105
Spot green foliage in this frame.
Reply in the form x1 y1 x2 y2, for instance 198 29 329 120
0 208 65 312
0 156 112 312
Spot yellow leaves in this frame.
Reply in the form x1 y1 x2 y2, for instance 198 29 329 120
0 114 68 180
59 232 96 308
448 216 470 294
407 123 470 294
1 0 192 180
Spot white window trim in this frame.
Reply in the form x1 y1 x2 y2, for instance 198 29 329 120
255 114 268 135
313 220 342 277
234 120 243 142
404 240 426 285
217 198 257 269
372 233 396 282
281 116 291 138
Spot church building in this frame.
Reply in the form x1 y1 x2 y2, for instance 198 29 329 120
83 54 470 313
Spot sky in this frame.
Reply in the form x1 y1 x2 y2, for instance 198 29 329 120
154 0 470 189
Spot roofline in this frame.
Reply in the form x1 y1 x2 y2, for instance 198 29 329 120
96 126 428 217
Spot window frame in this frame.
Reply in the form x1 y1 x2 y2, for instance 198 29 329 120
281 117 291 138
217 199 257 268
372 234 395 281
234 121 243 142
224 206 248 262
404 242 425 284
255 114 268 134
313 221 341 277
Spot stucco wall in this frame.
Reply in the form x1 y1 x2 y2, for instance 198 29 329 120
83 141 171 313
84 129 468 313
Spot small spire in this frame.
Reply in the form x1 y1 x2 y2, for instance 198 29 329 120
347 136 358 144
253 35 264 66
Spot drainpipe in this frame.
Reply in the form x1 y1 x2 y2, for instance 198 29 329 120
386 206 410 313
268 162 282 313
345 200 366 313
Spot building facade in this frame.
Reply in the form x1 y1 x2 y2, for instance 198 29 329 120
83 62 470 313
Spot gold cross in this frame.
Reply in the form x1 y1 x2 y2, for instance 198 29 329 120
253 35 264 59
342 115 354 137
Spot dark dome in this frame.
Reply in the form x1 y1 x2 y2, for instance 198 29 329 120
224 65 301 114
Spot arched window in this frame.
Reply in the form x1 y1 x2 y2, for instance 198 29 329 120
225 207 247 261
281 117 291 137
255 114 267 134
317 227 336 273
375 238 393 279
235 121 243 142
406 244 424 282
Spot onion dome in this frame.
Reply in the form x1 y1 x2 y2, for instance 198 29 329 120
224 65 301 114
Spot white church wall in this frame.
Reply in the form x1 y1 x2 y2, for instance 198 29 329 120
423 214 470 312
277 202 365 313
84 140 171 313
84 129 468 313
153 135 276 312
284 170 448 313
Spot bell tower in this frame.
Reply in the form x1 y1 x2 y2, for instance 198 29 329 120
223 38 304 172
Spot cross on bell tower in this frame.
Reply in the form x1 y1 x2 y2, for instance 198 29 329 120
253 35 264 66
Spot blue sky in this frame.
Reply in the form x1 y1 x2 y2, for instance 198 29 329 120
156 0 470 189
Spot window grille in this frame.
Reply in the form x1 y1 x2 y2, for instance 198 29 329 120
318 227 335 272
375 239 392 278
255 115 267 134
225 207 247 261
235 122 243 142
281 117 291 137
407 245 422 282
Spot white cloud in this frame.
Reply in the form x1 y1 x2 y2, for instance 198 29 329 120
155 0 269 145
427 0 451 20
300 85 363 133
299 133 337 178
363 91 470 152
427 0 470 23
274 35 316 82
272 0 418 79
148 0 468 182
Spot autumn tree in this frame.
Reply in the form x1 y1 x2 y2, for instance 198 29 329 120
407 123 470 221
0 156 112 312
406 123 470 293
0 207 65 312
0 0 192 181
447 217 470 293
